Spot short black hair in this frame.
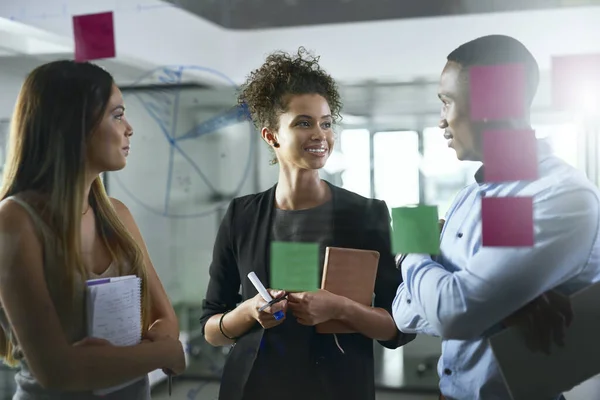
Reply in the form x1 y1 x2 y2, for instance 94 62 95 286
447 35 539 106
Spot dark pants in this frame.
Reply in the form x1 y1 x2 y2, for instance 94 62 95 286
439 394 567 400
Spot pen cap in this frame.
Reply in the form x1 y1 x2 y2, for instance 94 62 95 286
247 272 274 302
273 310 285 320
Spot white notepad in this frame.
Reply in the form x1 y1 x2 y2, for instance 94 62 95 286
86 275 144 395
489 282 600 400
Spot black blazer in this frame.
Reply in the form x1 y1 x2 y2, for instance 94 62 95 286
200 182 415 400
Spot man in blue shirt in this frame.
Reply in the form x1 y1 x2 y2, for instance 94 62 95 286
392 34 600 399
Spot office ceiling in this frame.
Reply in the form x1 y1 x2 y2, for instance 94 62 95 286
166 0 600 30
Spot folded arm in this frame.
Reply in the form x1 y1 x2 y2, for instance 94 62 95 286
335 297 399 342
338 200 416 348
400 189 599 340
0 200 178 391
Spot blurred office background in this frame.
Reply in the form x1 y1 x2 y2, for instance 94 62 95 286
0 0 599 399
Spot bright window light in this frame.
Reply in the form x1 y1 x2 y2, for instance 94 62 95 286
373 131 420 208
534 124 579 169
339 129 371 198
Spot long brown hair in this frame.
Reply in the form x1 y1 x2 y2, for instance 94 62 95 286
0 60 150 366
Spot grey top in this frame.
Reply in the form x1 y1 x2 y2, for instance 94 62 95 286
0 195 150 400
271 199 334 273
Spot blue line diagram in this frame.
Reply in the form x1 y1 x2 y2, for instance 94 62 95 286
113 65 255 219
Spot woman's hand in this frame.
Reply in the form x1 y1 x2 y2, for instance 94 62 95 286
287 290 344 326
247 290 288 329
145 330 186 375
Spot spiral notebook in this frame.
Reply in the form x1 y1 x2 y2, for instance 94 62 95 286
316 247 380 334
86 275 143 395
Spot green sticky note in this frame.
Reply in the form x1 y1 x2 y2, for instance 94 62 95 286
270 241 319 292
391 205 440 254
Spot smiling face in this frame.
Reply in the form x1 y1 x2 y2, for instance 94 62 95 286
262 93 334 171
438 61 482 162
86 84 133 174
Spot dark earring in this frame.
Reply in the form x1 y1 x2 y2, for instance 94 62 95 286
273 142 280 148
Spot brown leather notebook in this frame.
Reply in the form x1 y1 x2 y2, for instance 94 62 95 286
316 247 380 334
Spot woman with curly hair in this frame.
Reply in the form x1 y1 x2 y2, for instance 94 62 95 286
200 47 415 400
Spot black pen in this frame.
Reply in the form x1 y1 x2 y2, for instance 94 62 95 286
168 372 172 396
258 294 288 313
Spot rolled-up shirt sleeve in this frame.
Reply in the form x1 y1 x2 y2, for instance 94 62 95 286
398 189 599 340
393 281 441 336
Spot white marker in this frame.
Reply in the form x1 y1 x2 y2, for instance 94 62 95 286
247 272 284 320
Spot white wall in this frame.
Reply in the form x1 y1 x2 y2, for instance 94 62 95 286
0 69 24 120
0 0 234 83
1 1 600 86
233 6 600 84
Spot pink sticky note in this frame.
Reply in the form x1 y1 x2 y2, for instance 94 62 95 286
469 64 526 121
73 12 116 62
552 54 600 111
482 197 534 247
483 129 538 182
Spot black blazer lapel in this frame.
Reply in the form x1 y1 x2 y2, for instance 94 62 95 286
249 184 276 288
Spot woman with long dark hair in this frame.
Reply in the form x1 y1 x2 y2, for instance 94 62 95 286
0 60 185 399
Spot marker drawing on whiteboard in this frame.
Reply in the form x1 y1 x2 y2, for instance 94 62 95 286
247 272 285 320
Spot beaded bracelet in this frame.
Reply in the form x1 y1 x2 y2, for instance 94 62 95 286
219 310 237 340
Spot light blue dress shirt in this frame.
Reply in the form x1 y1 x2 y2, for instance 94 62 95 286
393 140 600 400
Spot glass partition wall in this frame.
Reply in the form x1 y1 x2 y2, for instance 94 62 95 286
337 78 596 218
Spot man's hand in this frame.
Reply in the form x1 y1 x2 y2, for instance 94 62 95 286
503 290 573 354
287 290 344 326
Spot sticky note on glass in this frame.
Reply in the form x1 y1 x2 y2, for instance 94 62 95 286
391 205 439 254
270 241 319 292
73 12 116 62
482 197 534 247
483 129 538 182
469 64 526 121
551 54 600 112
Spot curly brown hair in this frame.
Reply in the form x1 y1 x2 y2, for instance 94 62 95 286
237 47 343 163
